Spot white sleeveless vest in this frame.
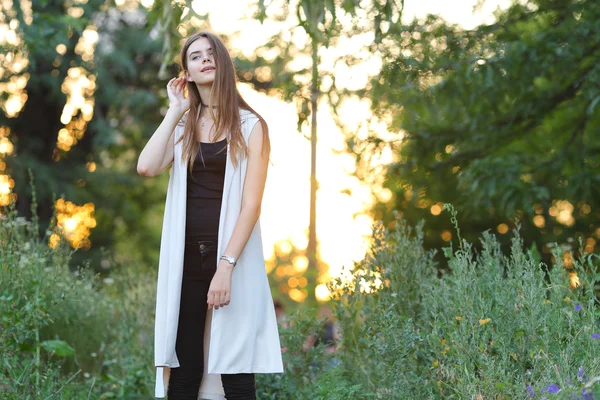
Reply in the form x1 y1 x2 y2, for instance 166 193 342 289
153 108 284 399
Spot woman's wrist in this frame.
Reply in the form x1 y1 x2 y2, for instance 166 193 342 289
218 259 235 272
168 105 187 117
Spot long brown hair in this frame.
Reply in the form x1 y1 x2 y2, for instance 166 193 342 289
176 31 270 171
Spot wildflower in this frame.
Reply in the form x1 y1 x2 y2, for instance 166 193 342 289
441 339 446 346
103 277 114 285
432 360 439 367
527 385 534 397
592 333 600 339
582 387 593 400
479 318 491 326
544 384 559 393
578 366 584 378
543 299 551 305
564 297 571 303
569 273 580 288
456 316 462 321
575 304 582 312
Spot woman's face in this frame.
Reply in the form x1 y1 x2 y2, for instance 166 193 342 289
185 37 216 86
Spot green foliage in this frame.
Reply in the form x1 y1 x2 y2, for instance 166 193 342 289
363 0 600 270
5 183 600 399
328 204 600 398
0 192 154 398
3 0 183 272
257 308 365 399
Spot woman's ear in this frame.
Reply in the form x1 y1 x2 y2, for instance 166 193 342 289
185 70 193 83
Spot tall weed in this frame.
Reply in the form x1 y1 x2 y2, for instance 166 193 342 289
328 205 600 399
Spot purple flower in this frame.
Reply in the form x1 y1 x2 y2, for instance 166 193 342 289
592 333 600 339
544 384 559 393
527 385 534 397
579 366 584 378
582 387 594 400
575 304 582 312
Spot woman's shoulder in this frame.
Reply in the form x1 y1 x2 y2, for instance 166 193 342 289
239 108 259 122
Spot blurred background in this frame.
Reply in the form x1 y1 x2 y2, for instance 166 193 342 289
1 0 599 397
5 0 597 308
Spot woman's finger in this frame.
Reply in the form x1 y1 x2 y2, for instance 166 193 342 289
214 291 221 310
207 291 214 310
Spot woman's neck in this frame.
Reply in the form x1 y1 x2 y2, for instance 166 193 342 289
197 86 217 108
199 107 218 119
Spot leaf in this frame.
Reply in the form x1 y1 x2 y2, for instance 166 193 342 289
40 340 75 357
513 330 525 340
588 95 600 116
529 242 542 265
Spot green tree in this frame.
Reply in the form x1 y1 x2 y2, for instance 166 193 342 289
0 0 182 269
361 0 600 268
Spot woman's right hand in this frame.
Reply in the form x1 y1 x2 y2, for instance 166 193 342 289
167 77 190 112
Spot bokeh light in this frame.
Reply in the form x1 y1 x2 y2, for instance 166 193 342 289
50 199 96 249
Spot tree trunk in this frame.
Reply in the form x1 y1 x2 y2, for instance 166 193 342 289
308 38 319 302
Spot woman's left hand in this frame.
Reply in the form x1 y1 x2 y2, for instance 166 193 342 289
207 261 234 310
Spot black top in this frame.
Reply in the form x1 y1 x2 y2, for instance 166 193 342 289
185 139 227 242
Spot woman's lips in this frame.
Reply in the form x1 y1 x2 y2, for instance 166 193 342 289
201 67 215 73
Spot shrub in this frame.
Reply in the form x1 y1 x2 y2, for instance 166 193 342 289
0 179 154 399
329 205 600 399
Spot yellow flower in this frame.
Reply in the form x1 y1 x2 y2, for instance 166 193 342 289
564 297 571 303
543 299 551 305
441 339 447 346
479 318 491 326
432 360 439 367
569 273 580 288
456 316 462 321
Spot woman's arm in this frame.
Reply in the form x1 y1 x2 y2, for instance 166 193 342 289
207 120 269 310
222 120 269 261
137 77 188 177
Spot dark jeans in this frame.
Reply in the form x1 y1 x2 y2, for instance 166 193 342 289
167 239 256 400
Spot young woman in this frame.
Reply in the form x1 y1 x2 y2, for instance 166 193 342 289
137 31 284 400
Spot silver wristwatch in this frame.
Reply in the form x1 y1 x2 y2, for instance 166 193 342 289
220 255 237 267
